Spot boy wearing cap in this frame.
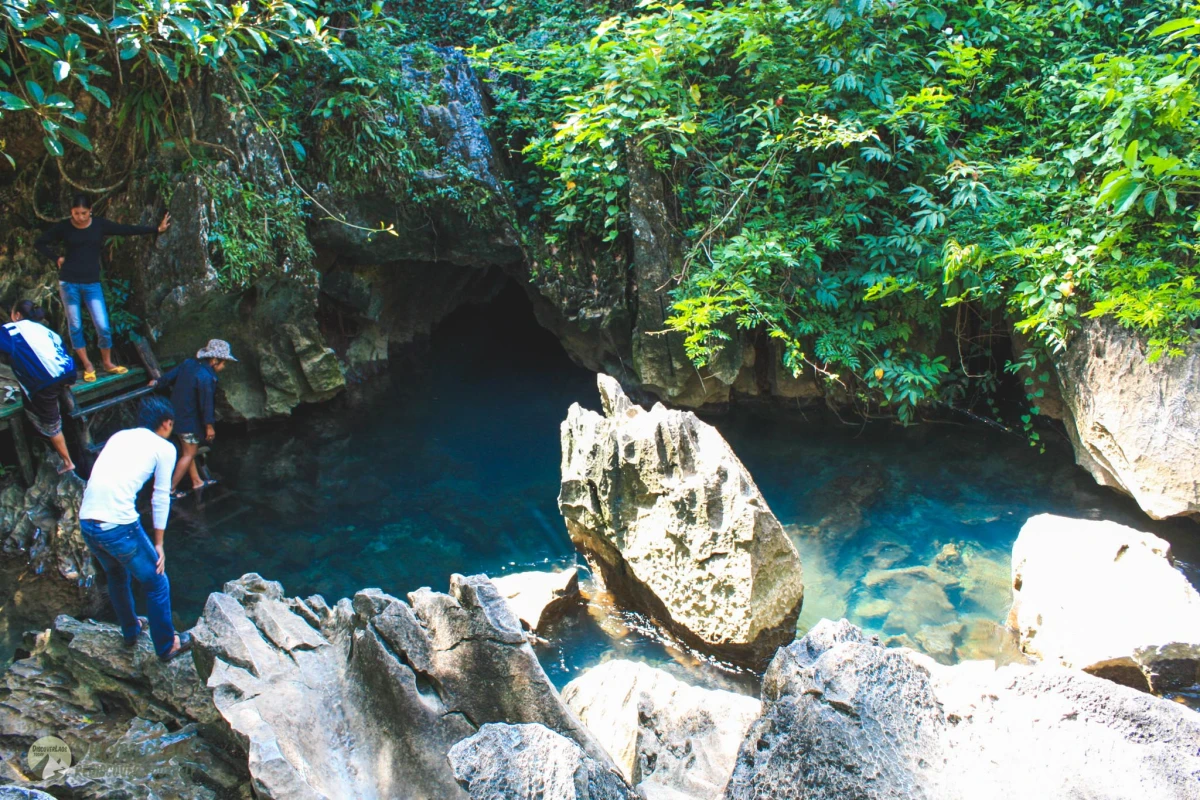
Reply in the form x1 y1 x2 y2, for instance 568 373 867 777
150 339 237 497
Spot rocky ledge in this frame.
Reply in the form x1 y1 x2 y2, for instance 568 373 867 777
0 615 245 796
1009 514 1200 693
726 619 1200 800
0 464 103 658
191 572 617 798
5 571 1200 799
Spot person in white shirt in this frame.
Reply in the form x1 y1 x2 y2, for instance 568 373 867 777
78 396 191 661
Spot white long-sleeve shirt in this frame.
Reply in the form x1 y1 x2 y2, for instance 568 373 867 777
79 427 177 530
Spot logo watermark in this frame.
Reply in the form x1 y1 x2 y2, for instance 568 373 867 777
26 736 72 781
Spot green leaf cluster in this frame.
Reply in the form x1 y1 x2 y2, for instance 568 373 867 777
0 0 341 162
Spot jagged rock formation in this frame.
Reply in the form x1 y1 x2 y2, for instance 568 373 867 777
563 660 760 799
490 568 582 634
309 47 520 267
558 375 804 667
192 572 617 799
1043 318 1200 520
0 464 101 658
1008 514 1200 693
724 620 1200 800
627 148 739 408
449 723 639 800
0 615 247 797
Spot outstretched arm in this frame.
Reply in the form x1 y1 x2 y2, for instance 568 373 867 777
34 222 65 263
100 217 159 237
150 362 181 388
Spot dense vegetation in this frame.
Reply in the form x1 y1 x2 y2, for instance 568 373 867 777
3 0 1198 425
479 0 1200 423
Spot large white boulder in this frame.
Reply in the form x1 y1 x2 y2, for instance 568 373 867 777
1047 317 1200 520
563 660 760 799
1007 514 1200 692
558 375 804 667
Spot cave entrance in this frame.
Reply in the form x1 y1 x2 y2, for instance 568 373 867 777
316 258 589 388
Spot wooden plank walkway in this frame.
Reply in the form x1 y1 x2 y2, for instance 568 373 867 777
0 366 153 427
2 341 174 483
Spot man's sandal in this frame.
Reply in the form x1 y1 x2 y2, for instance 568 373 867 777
82 370 96 382
103 365 129 375
159 631 194 663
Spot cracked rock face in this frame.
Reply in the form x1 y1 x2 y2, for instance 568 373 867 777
0 463 102 651
0 616 246 798
1008 514 1200 693
724 620 1200 800
563 659 760 799
558 375 804 668
449 723 638 800
192 572 615 799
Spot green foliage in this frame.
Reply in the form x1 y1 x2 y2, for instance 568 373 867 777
480 0 1200 423
392 0 625 47
205 169 313 289
0 0 340 162
102 278 142 339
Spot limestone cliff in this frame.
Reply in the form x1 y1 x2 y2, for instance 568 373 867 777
1043 318 1200 521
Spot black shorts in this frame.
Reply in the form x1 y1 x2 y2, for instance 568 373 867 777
25 383 67 438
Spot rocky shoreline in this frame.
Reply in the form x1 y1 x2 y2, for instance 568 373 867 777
2 376 1199 798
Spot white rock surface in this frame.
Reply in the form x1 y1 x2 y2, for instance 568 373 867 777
1049 317 1200 520
563 660 760 799
725 620 1200 800
192 573 613 799
1008 514 1200 692
490 568 581 633
558 375 804 667
449 723 637 800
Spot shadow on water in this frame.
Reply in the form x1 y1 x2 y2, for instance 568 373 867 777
65 280 1200 691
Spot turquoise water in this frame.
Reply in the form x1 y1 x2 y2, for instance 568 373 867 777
153 285 1200 688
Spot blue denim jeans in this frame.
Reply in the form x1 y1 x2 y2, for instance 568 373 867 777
80 518 176 657
59 281 111 350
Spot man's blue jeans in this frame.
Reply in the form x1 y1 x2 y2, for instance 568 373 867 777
59 281 112 350
80 518 176 657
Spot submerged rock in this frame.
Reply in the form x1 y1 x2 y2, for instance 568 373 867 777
449 723 638 800
724 620 1200 800
1047 317 1200 520
192 572 614 799
0 616 246 797
490 567 582 634
563 659 760 799
1008 514 1200 693
558 375 804 667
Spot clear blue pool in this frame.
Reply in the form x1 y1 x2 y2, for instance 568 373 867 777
155 283 1200 691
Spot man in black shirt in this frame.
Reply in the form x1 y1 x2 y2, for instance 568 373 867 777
35 194 169 382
